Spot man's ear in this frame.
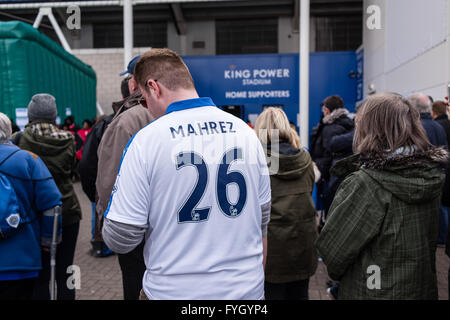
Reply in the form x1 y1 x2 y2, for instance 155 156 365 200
128 77 139 94
147 79 161 98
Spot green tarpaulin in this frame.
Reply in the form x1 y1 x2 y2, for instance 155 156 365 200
0 21 96 125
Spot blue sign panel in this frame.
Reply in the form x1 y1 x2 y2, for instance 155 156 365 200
185 54 298 104
356 47 364 104
183 52 357 142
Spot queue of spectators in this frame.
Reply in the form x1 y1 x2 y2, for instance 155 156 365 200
310 93 449 299
80 55 152 300
0 50 449 301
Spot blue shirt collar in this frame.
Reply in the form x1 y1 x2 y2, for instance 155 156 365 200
165 97 216 115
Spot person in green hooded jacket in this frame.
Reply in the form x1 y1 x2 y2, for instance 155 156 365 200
317 93 448 300
254 107 318 300
12 93 81 300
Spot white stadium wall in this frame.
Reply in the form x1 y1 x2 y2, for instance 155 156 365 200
363 0 450 99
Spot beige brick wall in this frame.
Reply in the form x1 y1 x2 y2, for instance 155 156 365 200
73 48 151 115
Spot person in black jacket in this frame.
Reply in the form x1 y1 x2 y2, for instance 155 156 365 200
408 93 447 147
432 101 450 249
408 94 448 245
447 226 450 299
433 100 450 150
441 98 450 300
78 77 131 257
329 130 354 159
310 95 354 218
433 99 450 299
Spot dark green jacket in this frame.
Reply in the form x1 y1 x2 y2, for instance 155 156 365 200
264 142 318 283
317 148 447 300
14 125 82 227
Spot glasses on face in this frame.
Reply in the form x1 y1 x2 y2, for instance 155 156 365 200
138 93 148 108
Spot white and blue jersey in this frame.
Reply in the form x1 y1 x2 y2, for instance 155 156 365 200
105 97 271 300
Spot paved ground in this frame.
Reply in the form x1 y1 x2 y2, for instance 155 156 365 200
74 182 122 300
73 182 449 300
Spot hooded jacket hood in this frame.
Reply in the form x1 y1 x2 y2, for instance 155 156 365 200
21 126 75 177
266 142 312 180
360 148 448 204
323 108 353 128
16 123 81 227
21 127 73 156
112 91 143 115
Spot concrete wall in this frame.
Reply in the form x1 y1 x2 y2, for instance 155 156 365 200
363 0 450 99
73 48 151 115
62 23 93 49
278 16 316 53
66 17 306 55
167 20 215 56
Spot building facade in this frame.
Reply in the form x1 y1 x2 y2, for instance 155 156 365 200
363 0 449 99
1 0 363 115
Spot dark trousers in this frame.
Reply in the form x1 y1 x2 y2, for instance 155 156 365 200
0 278 36 300
265 279 310 300
33 222 80 300
438 206 449 244
118 241 146 300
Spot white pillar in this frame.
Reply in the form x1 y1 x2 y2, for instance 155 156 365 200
123 0 133 69
299 0 310 148
32 10 44 28
47 9 73 53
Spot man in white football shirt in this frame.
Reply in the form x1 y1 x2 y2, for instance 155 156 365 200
102 48 271 300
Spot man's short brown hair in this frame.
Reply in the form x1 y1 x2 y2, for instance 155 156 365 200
134 48 195 91
432 101 448 117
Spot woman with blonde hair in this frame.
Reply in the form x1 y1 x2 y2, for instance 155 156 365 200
254 107 318 300
317 93 448 300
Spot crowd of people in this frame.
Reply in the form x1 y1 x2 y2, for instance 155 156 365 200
0 48 449 300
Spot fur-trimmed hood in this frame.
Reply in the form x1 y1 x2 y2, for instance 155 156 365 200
360 147 449 170
323 108 351 125
331 147 448 204
360 147 448 204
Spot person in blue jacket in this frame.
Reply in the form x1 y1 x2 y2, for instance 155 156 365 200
0 112 62 300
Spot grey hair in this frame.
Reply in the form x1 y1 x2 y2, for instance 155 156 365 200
0 112 12 144
407 93 432 114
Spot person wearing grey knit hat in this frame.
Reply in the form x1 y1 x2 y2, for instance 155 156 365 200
27 93 58 122
12 92 82 300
